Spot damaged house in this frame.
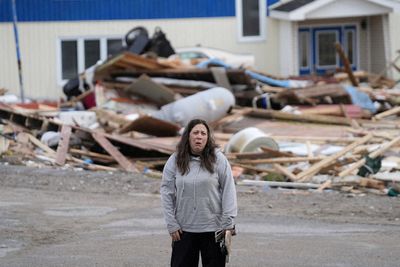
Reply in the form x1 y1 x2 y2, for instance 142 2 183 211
1 0 400 100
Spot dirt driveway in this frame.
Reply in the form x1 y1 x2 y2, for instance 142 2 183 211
0 164 399 266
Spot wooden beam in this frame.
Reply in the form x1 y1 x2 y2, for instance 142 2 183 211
335 42 358 86
55 125 72 166
273 163 297 181
235 156 325 165
339 135 400 177
240 179 320 189
295 133 373 182
92 132 137 172
373 106 400 120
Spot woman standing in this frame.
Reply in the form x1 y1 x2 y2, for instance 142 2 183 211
161 119 237 267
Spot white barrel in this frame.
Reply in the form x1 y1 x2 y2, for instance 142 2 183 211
224 127 279 153
152 87 235 127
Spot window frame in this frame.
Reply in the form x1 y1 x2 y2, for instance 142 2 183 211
344 26 357 68
57 36 123 85
236 0 266 42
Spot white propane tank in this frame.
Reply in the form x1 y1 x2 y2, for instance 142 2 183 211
152 87 235 126
224 127 279 153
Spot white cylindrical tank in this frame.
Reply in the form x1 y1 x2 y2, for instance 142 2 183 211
152 87 235 127
224 127 279 153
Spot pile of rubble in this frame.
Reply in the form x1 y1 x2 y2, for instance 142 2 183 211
1 27 400 197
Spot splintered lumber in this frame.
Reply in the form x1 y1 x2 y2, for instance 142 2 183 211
295 133 373 182
358 177 385 190
27 133 117 171
249 108 353 126
373 106 400 120
210 107 251 129
273 84 350 105
0 136 10 154
119 115 180 137
60 89 94 108
69 148 114 161
335 43 358 86
240 179 320 189
273 163 297 181
28 133 56 155
339 135 400 177
234 156 325 165
55 125 72 166
231 163 275 173
92 132 137 172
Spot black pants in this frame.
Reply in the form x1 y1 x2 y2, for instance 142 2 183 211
171 231 226 267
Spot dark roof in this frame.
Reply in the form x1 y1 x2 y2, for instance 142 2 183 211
272 0 315 12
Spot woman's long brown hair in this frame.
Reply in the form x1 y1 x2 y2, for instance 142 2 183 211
176 119 217 175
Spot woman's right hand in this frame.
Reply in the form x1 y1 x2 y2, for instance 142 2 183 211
170 229 183 241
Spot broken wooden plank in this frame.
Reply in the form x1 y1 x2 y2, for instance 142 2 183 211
234 156 325 165
335 43 358 86
55 125 72 166
295 133 373 182
240 179 320 189
249 108 353 126
273 163 297 181
339 135 400 177
118 115 180 137
373 106 400 120
69 148 115 161
92 132 137 172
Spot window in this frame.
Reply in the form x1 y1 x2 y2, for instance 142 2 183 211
344 28 356 66
299 31 310 69
58 37 123 84
61 41 78 80
107 39 124 57
316 31 339 68
236 0 266 42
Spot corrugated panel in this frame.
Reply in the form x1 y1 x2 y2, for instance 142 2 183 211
0 0 237 22
0 1 12 22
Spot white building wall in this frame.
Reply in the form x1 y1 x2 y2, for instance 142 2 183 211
0 17 280 100
369 15 386 74
278 20 296 76
0 24 19 96
388 12 400 80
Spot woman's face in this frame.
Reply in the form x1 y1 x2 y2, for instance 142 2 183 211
189 123 208 155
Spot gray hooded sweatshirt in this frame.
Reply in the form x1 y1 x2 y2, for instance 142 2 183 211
160 150 237 233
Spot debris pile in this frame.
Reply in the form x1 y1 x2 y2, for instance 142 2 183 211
1 26 400 196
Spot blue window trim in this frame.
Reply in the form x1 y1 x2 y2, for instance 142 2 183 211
344 25 357 70
299 28 311 75
299 25 358 75
312 27 342 74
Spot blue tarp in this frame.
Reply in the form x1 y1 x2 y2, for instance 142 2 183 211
195 59 292 88
344 85 376 113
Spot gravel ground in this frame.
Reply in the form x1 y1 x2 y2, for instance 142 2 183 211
1 162 400 266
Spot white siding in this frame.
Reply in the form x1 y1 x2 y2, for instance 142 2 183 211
1 17 280 100
0 24 19 96
389 12 400 80
369 15 386 74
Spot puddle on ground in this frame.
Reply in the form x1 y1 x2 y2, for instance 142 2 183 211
0 240 23 258
43 206 116 217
